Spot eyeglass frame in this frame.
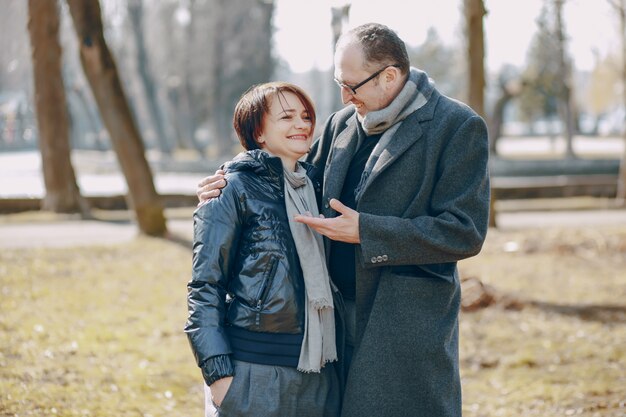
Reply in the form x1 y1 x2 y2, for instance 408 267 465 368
334 64 400 95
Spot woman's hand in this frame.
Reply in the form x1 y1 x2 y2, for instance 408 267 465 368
210 376 234 407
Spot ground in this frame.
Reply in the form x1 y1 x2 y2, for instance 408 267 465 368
458 225 625 417
0 211 624 416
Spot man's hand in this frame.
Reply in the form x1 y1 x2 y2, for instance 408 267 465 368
197 169 226 205
294 199 360 243
210 376 233 407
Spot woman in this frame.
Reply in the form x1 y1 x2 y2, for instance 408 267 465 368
185 82 341 417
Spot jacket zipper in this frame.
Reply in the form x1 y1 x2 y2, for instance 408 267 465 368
255 256 278 326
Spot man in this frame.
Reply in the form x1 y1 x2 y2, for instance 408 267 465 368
198 23 490 417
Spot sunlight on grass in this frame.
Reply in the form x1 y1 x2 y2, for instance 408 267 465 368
459 225 626 417
1 225 625 416
0 237 202 417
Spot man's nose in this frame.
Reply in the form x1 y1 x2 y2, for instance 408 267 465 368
340 86 353 104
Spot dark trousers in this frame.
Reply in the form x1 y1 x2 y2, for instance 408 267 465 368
343 300 356 372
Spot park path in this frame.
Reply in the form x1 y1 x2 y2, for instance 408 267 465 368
1 208 626 249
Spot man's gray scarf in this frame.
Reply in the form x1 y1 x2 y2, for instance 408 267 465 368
355 68 434 202
283 164 337 372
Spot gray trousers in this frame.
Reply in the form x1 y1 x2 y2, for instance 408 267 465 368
204 360 341 417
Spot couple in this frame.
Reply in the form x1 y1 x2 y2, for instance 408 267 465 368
185 23 490 417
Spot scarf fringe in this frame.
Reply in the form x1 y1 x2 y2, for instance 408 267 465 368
297 357 338 373
311 299 333 309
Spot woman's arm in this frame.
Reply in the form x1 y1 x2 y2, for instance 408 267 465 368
185 179 243 386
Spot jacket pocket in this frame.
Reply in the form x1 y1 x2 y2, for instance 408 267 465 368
255 255 279 313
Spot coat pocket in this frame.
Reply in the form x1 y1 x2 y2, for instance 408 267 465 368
390 263 456 283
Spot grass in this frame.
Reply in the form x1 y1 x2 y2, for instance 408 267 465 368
458 225 626 417
0 237 200 417
0 221 625 416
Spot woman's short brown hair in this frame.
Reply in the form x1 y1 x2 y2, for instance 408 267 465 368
233 82 316 150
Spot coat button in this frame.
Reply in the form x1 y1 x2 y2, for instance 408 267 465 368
382 255 388 261
376 256 383 262
370 257 377 263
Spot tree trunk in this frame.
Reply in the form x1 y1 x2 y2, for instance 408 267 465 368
465 0 486 117
554 0 576 158
612 0 626 205
331 5 351 112
27 0 88 215
465 0 495 227
209 0 274 157
489 86 512 155
173 0 202 155
66 0 167 236
127 0 173 157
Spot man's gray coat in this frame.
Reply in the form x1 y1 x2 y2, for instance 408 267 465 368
307 76 490 417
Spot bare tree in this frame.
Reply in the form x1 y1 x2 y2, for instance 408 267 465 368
127 0 172 157
464 0 486 117
408 28 463 99
331 4 351 112
66 0 167 236
209 0 275 156
554 0 576 158
27 0 88 215
608 0 626 204
464 0 496 227
489 79 523 154
156 1 200 154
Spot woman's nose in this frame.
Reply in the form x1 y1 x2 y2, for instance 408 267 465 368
295 117 309 129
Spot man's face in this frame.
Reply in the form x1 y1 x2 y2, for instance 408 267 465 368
333 43 391 117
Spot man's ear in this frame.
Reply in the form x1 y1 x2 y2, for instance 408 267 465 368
385 66 400 85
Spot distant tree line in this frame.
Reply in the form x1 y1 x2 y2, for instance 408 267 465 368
3 0 625 232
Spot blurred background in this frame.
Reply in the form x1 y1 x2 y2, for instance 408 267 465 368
0 0 625 232
0 1 625 416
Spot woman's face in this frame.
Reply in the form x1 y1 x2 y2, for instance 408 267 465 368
257 91 313 168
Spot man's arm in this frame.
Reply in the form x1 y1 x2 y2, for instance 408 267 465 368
294 198 360 243
358 115 489 267
297 115 490 267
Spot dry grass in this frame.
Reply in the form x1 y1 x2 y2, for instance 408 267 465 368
0 224 625 416
459 225 626 417
0 237 200 417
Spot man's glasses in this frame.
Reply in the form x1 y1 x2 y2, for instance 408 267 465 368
334 64 400 95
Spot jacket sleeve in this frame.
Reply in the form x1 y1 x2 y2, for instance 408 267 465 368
185 179 243 383
358 115 490 267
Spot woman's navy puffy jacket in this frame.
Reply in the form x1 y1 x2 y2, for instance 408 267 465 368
185 150 322 375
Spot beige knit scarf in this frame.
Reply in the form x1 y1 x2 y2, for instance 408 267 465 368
283 164 337 372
